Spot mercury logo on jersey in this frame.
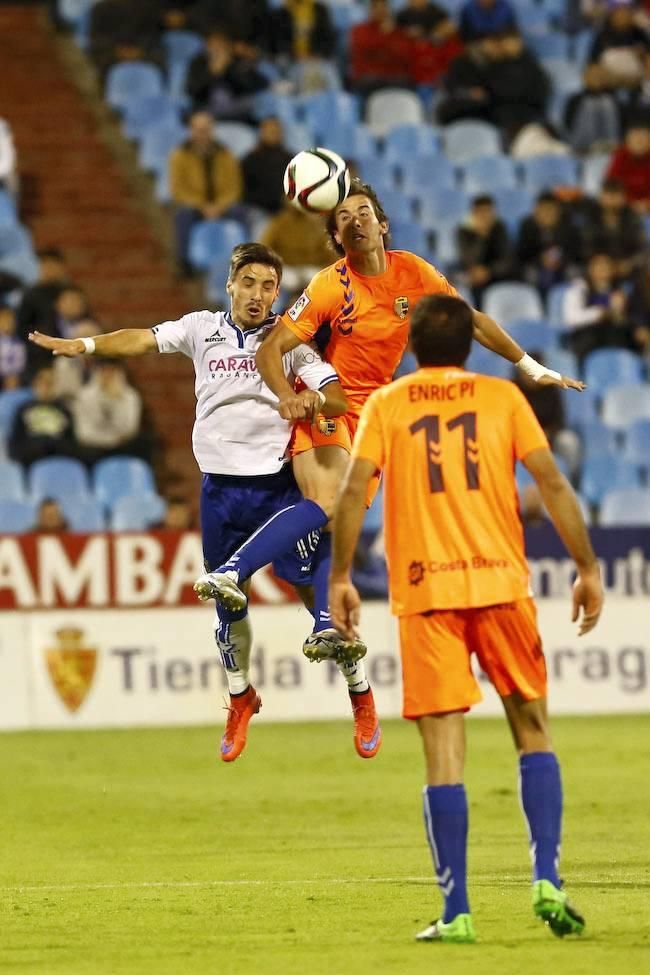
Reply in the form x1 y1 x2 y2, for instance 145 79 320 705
204 328 226 344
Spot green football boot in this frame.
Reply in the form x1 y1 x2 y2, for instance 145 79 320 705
533 879 585 937
415 913 477 944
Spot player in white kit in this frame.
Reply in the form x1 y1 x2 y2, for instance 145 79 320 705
28 243 364 763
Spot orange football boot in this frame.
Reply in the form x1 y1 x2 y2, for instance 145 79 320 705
350 687 382 759
220 686 261 762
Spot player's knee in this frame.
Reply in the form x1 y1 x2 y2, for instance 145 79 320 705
516 706 552 752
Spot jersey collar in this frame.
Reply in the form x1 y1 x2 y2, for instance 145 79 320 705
225 311 276 349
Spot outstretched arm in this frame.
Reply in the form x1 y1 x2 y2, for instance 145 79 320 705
28 328 158 358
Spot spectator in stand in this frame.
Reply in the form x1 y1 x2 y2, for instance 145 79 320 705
73 359 147 464
185 29 269 122
31 498 69 534
259 201 331 292
396 0 457 40
437 39 492 124
0 117 17 194
8 367 76 467
17 248 69 341
588 0 650 90
88 0 163 77
583 178 647 275
564 64 622 154
241 117 293 225
0 305 26 390
349 0 413 97
169 111 243 274
268 0 337 62
627 262 650 357
189 0 270 47
397 0 464 90
517 193 582 297
626 49 650 123
606 121 650 210
562 252 642 358
456 195 513 307
459 0 517 41
53 286 89 339
484 30 551 141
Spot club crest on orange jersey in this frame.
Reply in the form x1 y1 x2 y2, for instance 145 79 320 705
45 626 98 713
394 296 409 319
317 418 337 436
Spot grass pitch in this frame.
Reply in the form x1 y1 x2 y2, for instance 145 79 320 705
1 715 649 975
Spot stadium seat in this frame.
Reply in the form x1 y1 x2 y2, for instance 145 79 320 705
0 499 36 533
376 189 415 222
491 186 534 235
394 350 418 379
442 121 502 163
122 94 180 142
283 122 315 154
623 419 650 472
562 387 600 429
389 220 429 255
105 62 164 113
546 282 570 324
252 91 301 127
110 492 166 531
418 186 469 224
212 122 257 159
162 30 204 66
290 59 342 92
483 283 544 323
206 256 235 306
582 153 610 196
580 455 640 506
0 224 34 260
583 349 644 392
0 459 25 501
325 122 377 164
399 155 457 195
466 344 514 379
505 319 555 354
358 157 397 193
526 33 570 60
0 190 17 227
460 154 518 193
304 91 360 139
29 457 89 503
61 497 106 533
384 124 441 163
579 422 620 459
366 89 425 135
600 488 650 527
540 58 582 94
544 348 579 379
93 457 156 509
520 155 579 194
139 122 186 175
188 219 247 271
430 216 460 267
58 0 96 27
602 384 650 431
0 387 32 438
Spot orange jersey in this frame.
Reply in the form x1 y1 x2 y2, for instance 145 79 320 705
352 368 549 615
281 250 458 420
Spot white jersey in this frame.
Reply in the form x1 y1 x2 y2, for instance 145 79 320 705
152 310 338 476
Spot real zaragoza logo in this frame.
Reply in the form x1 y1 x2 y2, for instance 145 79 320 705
45 626 98 712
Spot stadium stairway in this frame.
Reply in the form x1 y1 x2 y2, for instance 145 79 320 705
0 5 199 492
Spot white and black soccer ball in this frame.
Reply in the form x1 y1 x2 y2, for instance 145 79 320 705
283 147 350 214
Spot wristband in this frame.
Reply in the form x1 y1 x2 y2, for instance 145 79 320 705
80 337 96 355
517 353 560 383
315 389 326 407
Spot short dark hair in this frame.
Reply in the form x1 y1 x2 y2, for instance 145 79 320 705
536 191 558 205
37 247 64 262
601 178 624 193
410 295 474 368
228 242 283 284
472 194 494 208
325 177 390 256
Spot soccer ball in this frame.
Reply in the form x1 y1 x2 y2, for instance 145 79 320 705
284 148 350 214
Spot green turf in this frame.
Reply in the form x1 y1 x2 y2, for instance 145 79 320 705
1 715 649 975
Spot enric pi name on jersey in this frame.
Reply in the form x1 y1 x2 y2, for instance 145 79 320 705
152 310 337 477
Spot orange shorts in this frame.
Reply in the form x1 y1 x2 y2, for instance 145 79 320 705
398 598 546 719
291 416 381 507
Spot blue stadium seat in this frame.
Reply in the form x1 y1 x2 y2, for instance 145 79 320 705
0 499 36 533
400 155 457 195
154 168 170 203
29 458 89 503
390 221 430 255
0 459 25 501
122 94 180 142
431 216 460 267
562 387 600 429
442 121 502 162
602 384 650 431
384 124 441 163
580 455 640 506
483 283 544 323
213 122 257 159
162 30 204 66
460 154 518 193
61 497 106 533
0 247 39 285
600 488 650 527
188 219 247 271
504 319 555 354
358 157 397 193
491 186 534 235
139 122 186 175
544 348 579 379
110 493 166 531
252 91 302 127
546 282 570 324
572 28 595 66
366 89 425 135
394 350 418 379
58 0 96 27
0 190 17 228
582 153 610 196
418 186 469 224
376 189 416 222
623 419 650 471
526 33 570 60
304 91 360 139
521 155 579 194
325 122 377 164
93 457 156 509
579 422 620 459
290 59 342 92
329 2 365 38
283 122 315 154
0 224 34 260
0 388 32 438
206 256 235 306
466 344 514 379
583 349 644 392
540 58 582 94
105 62 164 113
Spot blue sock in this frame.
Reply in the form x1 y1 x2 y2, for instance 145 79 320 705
220 499 328 580
519 752 562 886
311 532 332 632
423 785 470 923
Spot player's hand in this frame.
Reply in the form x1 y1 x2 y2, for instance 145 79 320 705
572 566 604 636
329 579 361 641
278 390 321 423
28 331 85 358
537 372 586 391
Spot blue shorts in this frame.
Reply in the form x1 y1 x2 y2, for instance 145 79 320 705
200 466 317 587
